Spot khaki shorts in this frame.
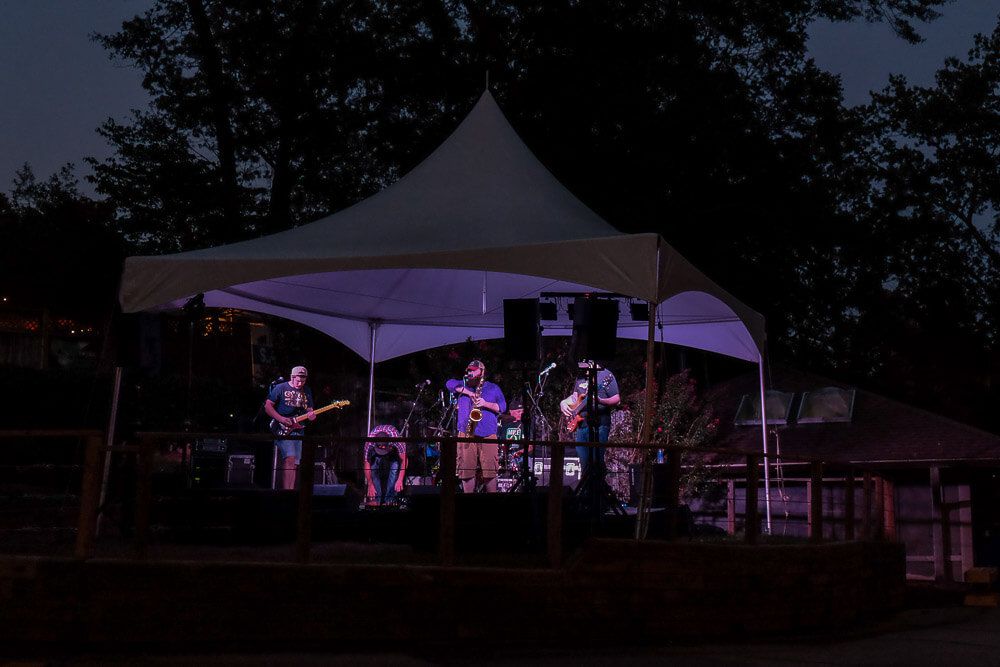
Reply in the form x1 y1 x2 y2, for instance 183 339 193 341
457 433 498 480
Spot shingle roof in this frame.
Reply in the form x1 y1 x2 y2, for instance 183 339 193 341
707 366 1000 466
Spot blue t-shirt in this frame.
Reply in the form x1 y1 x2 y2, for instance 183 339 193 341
573 369 619 425
268 382 314 420
445 378 506 438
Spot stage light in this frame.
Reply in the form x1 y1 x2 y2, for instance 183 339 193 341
630 302 649 321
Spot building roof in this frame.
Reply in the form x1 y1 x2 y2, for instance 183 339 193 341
707 366 1000 466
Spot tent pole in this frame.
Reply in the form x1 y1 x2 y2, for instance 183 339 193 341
96 365 124 536
758 353 772 534
633 300 658 540
366 322 378 433
635 239 661 540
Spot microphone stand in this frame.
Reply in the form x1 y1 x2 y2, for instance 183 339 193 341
511 368 554 493
429 389 458 484
401 382 429 484
401 382 429 438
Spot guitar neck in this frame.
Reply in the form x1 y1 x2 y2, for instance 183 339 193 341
295 401 348 423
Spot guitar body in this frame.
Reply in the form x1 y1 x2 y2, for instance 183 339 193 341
270 400 350 437
269 418 302 437
564 395 587 434
563 373 614 434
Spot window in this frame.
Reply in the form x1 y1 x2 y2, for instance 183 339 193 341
797 387 856 423
734 390 794 426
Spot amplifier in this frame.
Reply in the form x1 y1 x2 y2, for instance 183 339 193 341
195 438 228 454
190 454 226 488
226 454 255 486
533 455 582 488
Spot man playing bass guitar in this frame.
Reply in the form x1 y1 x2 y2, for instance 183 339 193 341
264 365 316 490
559 364 620 475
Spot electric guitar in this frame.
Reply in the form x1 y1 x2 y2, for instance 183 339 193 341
270 400 350 436
564 374 614 434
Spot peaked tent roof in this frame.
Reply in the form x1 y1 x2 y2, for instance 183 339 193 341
120 91 765 363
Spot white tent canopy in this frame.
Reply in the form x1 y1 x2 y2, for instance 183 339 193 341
121 91 764 364
120 90 774 531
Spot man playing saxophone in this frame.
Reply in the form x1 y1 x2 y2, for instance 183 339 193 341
445 359 506 493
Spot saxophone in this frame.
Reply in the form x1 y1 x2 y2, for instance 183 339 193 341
465 369 485 436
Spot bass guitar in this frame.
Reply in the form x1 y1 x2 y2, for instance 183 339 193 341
270 400 350 436
564 374 613 434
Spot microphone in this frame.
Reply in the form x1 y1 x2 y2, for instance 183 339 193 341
538 362 557 377
414 379 431 388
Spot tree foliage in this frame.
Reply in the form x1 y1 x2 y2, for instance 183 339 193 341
0 165 121 311
81 0 1000 429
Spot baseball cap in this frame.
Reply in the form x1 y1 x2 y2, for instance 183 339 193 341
467 359 485 371
291 365 308 377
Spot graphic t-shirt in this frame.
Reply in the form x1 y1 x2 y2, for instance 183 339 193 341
572 369 619 425
498 419 524 442
268 382 314 429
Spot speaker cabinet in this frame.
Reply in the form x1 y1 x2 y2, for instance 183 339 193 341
570 297 618 361
503 298 541 361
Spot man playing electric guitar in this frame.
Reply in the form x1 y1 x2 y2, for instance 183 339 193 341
559 364 620 475
264 365 316 490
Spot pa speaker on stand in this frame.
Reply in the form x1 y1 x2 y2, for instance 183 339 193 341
569 297 618 363
503 298 541 362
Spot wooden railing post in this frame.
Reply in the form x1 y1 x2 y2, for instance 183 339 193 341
134 436 153 560
875 476 885 540
744 454 759 545
548 442 565 567
862 471 873 540
75 434 104 559
296 438 316 564
844 469 856 541
809 461 824 543
439 438 457 566
665 447 681 541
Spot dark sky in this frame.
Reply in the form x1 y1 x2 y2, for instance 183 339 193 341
1 0 998 197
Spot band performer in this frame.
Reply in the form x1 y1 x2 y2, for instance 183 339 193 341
559 363 620 474
445 359 506 493
364 424 407 506
264 365 316 489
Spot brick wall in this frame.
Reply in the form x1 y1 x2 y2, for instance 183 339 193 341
0 539 904 648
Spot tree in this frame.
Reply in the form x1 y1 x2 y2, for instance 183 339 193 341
0 164 121 311
614 370 721 502
93 0 1000 432
90 0 471 251
839 18 1000 426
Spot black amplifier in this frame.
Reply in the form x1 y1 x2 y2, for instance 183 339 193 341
194 438 228 455
226 454 255 486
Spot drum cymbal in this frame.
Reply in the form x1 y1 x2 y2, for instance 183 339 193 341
425 426 452 436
